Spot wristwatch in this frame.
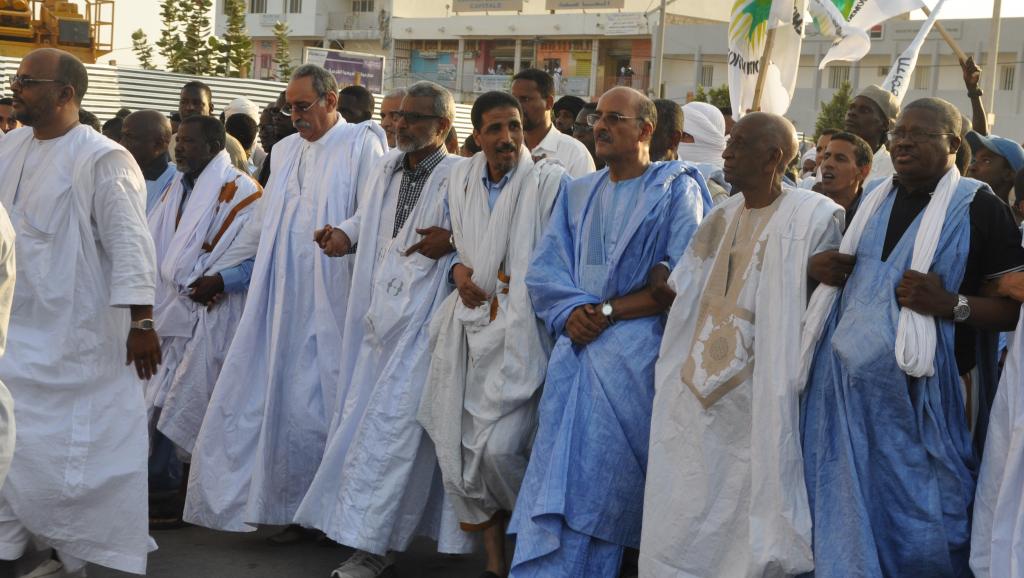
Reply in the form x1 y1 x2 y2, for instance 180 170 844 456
952 294 971 323
448 233 456 251
130 319 155 331
601 301 615 324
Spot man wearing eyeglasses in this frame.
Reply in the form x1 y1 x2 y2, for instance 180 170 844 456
511 68 595 178
0 48 159 577
802 97 1024 578
509 86 710 578
293 81 475 578
184 64 387 541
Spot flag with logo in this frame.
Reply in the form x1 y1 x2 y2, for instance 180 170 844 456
727 0 807 118
813 0 925 69
881 0 945 104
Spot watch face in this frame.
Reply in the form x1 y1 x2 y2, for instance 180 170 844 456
601 303 613 317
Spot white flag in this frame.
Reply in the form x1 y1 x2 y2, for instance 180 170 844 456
881 0 945 104
813 0 925 69
727 0 807 118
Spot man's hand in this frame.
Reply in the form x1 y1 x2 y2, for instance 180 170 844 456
404 226 454 260
961 56 982 92
896 270 957 317
188 274 225 306
453 264 487 308
314 224 352 257
648 264 675 309
565 304 609 345
126 328 162 380
986 271 1024 302
808 251 856 287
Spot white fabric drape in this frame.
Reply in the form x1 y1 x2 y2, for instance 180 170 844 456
677 101 728 167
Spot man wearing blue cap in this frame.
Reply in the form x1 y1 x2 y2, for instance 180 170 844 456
966 132 1024 208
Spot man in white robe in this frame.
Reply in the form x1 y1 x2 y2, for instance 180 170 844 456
296 80 474 578
183 64 386 535
511 68 595 178
419 90 568 577
845 85 897 182
0 48 160 576
145 116 262 457
639 113 843 577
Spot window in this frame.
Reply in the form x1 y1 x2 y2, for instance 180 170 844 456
869 25 883 39
913 66 929 90
700 65 714 89
828 65 850 89
249 0 266 13
877 66 888 77
352 0 374 12
1000 65 1015 91
288 0 302 12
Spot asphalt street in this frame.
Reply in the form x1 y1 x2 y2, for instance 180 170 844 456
87 526 486 578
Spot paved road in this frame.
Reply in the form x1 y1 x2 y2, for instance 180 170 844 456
88 526 486 578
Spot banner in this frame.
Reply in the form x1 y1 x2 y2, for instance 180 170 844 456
304 48 385 94
453 0 524 11
727 0 807 118
881 0 944 104
813 0 924 69
473 75 513 93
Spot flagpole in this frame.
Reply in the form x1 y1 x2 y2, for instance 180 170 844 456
985 0 1002 118
751 27 777 112
920 5 968 62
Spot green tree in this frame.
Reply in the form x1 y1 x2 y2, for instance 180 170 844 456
131 29 156 70
272 21 294 81
693 84 731 109
155 0 184 72
178 0 216 76
212 0 254 78
814 80 851 140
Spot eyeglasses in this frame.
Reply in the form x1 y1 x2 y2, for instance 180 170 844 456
394 111 443 124
279 98 323 116
586 112 643 128
886 130 955 144
9 75 64 88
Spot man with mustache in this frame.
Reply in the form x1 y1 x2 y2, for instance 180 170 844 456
0 48 158 577
294 81 474 578
511 68 595 178
639 113 843 577
418 90 568 578
378 88 406 149
802 97 1024 577
184 64 387 540
509 86 710 577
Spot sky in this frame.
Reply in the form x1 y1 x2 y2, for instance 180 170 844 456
107 0 1023 68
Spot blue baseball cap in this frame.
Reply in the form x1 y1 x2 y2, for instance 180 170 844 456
966 132 1024 174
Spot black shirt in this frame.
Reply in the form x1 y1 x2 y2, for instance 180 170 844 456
881 178 1024 373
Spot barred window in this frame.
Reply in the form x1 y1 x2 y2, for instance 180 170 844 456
1000 65 1015 91
700 65 714 88
250 0 266 13
828 65 850 89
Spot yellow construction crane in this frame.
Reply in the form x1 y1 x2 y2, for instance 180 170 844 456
0 0 113 63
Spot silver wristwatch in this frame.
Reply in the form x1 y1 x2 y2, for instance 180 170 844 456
448 233 455 251
130 319 155 331
952 294 971 323
601 301 615 324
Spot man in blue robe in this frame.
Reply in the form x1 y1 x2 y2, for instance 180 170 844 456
802 97 1024 577
509 86 711 577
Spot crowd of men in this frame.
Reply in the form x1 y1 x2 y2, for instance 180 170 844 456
0 46 1019 578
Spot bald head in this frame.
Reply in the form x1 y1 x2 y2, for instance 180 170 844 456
121 109 172 167
723 112 798 191
23 48 88 105
738 112 798 171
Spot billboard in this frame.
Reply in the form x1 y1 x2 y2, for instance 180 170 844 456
303 48 385 94
453 0 524 11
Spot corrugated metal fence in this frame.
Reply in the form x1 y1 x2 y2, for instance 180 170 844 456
0 57 475 141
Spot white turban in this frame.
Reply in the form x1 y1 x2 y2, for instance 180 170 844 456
677 101 727 167
224 97 260 125
800 149 817 176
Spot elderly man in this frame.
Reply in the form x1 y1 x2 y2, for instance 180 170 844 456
121 109 176 213
293 81 472 577
966 132 1024 209
509 87 710 577
170 80 250 174
845 85 898 182
649 99 682 162
802 97 1024 577
418 91 569 578
379 87 406 148
0 98 19 133
818 131 873 226
511 68 595 178
639 113 843 577
677 101 730 202
184 64 386 537
0 48 158 576
572 101 603 170
339 84 375 125
146 115 262 458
